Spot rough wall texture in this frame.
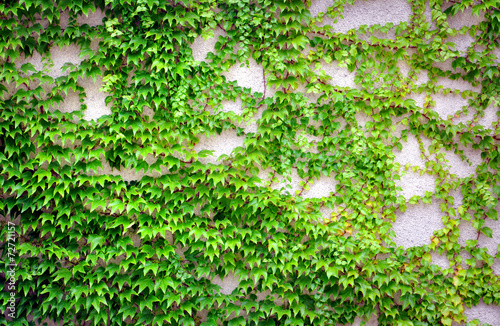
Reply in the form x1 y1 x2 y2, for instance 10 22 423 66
9 0 499 325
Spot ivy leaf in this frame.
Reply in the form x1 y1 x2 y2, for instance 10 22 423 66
139 295 159 312
20 63 36 74
136 278 155 294
87 235 105 252
53 268 72 285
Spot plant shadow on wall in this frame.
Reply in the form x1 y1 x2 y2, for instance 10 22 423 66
0 0 500 325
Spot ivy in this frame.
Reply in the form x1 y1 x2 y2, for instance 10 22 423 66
0 0 499 325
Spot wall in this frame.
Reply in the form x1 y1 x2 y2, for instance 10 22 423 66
5 0 500 325
189 4 500 324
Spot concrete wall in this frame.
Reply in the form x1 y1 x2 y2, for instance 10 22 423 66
6 1 500 325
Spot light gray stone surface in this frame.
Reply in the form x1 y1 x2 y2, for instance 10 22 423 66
222 57 266 94
392 201 443 248
191 26 227 62
193 129 245 164
310 0 413 33
465 300 500 326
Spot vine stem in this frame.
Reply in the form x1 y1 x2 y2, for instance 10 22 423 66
217 23 226 32
297 177 312 197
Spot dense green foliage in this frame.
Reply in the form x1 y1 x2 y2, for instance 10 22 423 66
1 0 499 325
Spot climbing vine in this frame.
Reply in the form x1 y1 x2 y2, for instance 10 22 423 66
0 0 499 325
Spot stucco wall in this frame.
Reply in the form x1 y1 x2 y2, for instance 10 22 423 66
6 1 500 325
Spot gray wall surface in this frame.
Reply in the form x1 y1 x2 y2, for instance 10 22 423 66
5 0 500 325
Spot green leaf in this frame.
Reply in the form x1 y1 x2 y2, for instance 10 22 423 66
87 235 105 252
53 268 72 285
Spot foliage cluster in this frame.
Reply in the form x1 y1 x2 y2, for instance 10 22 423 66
0 0 499 325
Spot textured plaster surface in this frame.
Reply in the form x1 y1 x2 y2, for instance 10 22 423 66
191 26 227 62
79 76 113 121
8 1 500 325
319 60 358 89
392 202 444 248
310 0 413 33
465 300 500 326
193 130 245 164
210 272 240 295
222 57 266 95
302 174 338 198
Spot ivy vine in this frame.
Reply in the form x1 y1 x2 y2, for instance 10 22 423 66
0 0 499 325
